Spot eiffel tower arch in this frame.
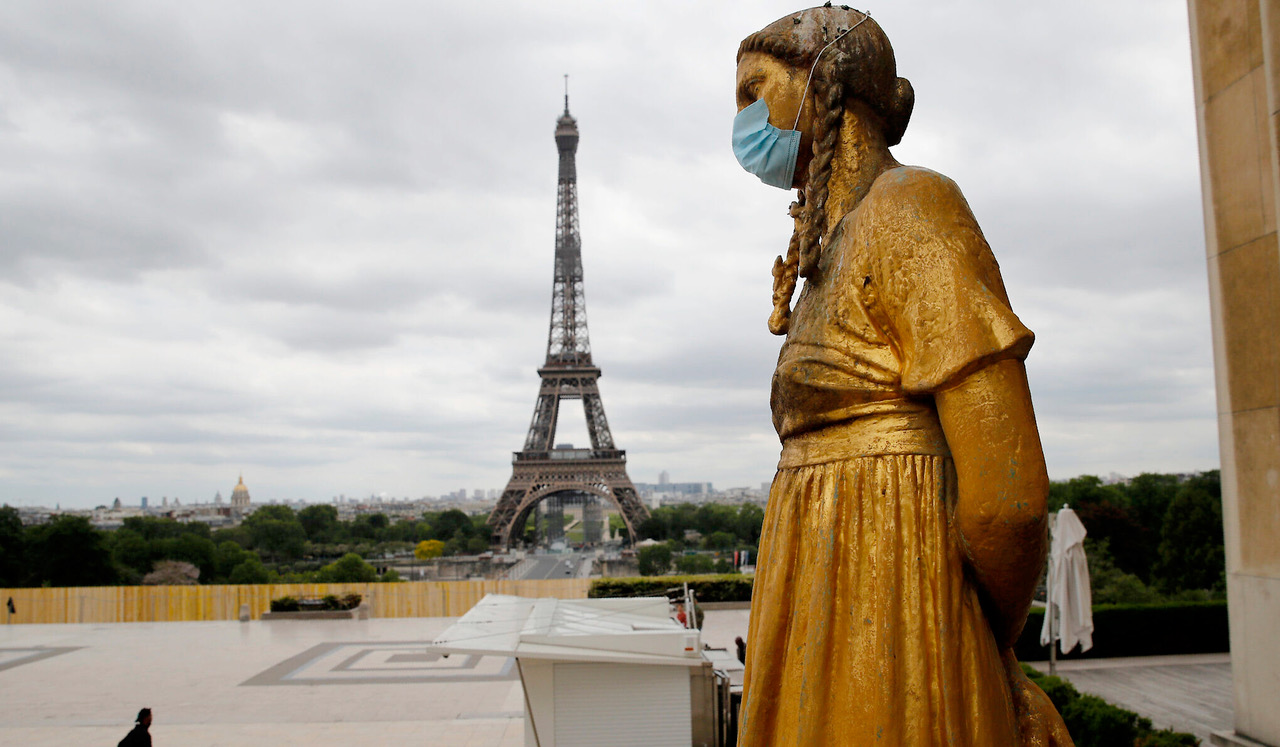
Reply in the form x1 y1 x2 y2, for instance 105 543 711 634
488 89 649 549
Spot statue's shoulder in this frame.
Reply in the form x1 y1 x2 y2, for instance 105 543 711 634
840 165 984 268
863 165 968 217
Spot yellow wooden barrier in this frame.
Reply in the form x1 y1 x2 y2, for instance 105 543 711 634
0 578 592 625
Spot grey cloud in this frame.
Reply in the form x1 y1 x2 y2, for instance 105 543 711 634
0 0 1222 506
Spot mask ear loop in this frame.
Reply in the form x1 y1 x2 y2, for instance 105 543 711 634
791 11 872 131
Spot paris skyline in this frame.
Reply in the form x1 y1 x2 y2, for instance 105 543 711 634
0 2 1214 508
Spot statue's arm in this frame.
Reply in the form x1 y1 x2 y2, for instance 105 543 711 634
934 357 1049 649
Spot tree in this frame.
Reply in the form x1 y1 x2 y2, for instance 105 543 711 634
429 510 474 541
676 553 715 574
211 525 251 549
1084 539 1162 605
1073 501 1147 579
142 560 200 585
242 508 307 562
387 519 421 543
734 504 765 546
317 552 378 583
0 505 24 586
1124 473 1180 529
298 505 338 543
712 557 740 574
25 515 116 586
213 541 254 582
160 534 216 581
414 539 445 560
638 544 673 576
110 528 153 581
1154 472 1224 593
1048 475 1126 512
228 555 273 584
702 531 738 551
250 505 299 522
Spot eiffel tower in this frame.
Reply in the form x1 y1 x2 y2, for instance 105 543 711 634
488 89 649 548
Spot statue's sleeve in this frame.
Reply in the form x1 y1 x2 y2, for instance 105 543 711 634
870 171 1034 394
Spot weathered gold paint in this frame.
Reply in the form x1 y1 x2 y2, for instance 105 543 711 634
736 8 1071 746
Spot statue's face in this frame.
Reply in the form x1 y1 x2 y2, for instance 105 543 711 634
736 51 817 189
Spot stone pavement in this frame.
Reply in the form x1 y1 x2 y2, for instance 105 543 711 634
0 617 526 746
0 607 1231 746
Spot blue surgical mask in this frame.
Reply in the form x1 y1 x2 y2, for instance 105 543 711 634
732 99 802 190
732 11 873 191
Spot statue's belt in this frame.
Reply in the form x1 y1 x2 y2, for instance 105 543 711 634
778 411 950 469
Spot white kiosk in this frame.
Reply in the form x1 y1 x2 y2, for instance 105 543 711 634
429 594 732 747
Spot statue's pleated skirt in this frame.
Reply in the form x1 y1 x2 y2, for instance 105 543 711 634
738 454 1021 746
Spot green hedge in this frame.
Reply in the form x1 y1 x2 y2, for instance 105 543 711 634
589 575 753 603
269 593 362 612
592 582 1227 661
1016 602 1228 661
1021 664 1200 747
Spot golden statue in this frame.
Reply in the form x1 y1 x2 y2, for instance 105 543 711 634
732 7 1073 745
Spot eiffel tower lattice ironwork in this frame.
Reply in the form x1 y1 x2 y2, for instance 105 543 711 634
488 89 649 548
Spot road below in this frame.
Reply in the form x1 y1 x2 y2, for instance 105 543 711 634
518 553 583 580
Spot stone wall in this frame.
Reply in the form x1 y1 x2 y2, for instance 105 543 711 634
1187 1 1280 744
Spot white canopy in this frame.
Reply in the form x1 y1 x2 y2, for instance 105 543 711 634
1040 506 1094 654
428 594 703 667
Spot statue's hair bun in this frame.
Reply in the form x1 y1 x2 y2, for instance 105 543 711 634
884 77 914 146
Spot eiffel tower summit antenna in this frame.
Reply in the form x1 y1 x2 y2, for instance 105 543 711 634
488 93 648 549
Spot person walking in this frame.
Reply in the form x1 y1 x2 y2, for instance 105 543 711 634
118 708 152 746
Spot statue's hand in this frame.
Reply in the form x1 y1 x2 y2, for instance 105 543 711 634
1002 649 1074 747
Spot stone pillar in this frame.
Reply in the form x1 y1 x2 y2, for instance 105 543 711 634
1187 2 1280 745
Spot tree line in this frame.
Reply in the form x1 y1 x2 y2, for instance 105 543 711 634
0 504 493 587
0 471 1226 593
636 502 765 550
1047 471 1225 602
633 503 765 577
629 471 1225 596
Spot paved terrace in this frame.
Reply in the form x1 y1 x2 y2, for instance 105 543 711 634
0 608 1230 746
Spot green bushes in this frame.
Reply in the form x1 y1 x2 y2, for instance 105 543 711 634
1015 602 1228 661
589 574 753 603
270 596 300 612
314 553 377 583
637 544 673 576
269 593 361 612
1021 664 1199 747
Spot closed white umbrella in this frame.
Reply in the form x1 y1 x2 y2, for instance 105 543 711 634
1040 507 1093 672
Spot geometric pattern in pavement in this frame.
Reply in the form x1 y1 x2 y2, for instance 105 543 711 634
240 641 517 687
0 647 81 673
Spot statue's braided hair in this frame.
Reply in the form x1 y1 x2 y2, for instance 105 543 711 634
739 7 914 335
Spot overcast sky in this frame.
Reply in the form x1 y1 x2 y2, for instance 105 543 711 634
0 1 1215 508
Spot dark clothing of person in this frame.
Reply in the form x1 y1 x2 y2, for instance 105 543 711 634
118 723 151 747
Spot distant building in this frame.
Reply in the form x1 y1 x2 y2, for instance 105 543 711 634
112 497 122 510
140 496 148 509
213 491 223 506
230 476 251 515
659 470 670 486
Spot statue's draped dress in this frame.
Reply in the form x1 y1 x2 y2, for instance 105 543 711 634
738 166 1035 746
